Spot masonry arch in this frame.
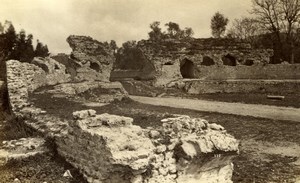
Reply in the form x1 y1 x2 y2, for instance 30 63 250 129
90 62 100 72
244 59 254 66
222 54 237 66
201 56 215 66
180 58 195 78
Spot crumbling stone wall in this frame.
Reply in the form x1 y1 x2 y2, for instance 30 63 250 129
6 59 70 112
67 35 115 81
57 110 239 183
195 64 300 80
183 80 300 94
112 38 275 86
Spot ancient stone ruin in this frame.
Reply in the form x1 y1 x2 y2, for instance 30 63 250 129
4 35 240 182
111 38 300 94
67 35 115 81
57 110 238 183
111 38 274 86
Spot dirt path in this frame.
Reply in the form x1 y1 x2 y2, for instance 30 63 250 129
130 95 300 122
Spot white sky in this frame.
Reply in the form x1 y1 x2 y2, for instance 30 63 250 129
0 0 252 54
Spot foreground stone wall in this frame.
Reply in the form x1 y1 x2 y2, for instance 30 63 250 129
6 59 70 111
57 110 239 183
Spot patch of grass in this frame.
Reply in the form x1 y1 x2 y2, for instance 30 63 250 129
233 152 300 183
0 152 87 183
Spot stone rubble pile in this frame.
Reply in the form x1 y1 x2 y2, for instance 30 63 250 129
57 110 155 183
58 110 239 183
143 115 239 183
46 81 128 103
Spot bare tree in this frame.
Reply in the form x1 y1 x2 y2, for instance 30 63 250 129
227 17 262 44
252 0 300 63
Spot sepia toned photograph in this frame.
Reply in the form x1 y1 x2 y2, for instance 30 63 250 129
0 0 300 182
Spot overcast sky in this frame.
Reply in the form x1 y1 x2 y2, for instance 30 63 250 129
0 0 252 54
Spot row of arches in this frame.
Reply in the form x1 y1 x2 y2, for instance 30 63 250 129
179 55 255 78
200 54 255 66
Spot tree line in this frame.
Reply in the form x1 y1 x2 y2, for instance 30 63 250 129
0 21 49 63
211 0 300 64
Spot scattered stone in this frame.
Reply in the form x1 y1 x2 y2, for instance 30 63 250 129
156 145 167 154
13 178 21 183
63 170 73 178
209 123 225 131
149 130 160 139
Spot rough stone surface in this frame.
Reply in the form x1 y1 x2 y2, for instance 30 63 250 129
67 35 115 81
57 110 239 183
0 138 47 166
47 81 128 103
183 79 300 94
31 57 71 85
57 111 155 183
111 38 274 86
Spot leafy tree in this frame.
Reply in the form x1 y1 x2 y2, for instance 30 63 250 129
148 21 164 41
35 40 49 57
148 21 194 41
2 21 17 60
165 22 181 38
183 27 194 38
211 12 229 38
109 40 118 52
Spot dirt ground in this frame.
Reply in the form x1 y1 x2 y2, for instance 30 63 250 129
120 81 300 108
130 95 300 122
0 99 87 183
27 90 300 183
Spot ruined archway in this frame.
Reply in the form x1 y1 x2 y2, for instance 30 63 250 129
222 54 237 66
201 56 215 66
180 59 195 78
90 62 100 72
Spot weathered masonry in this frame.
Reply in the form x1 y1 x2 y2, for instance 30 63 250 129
111 38 275 86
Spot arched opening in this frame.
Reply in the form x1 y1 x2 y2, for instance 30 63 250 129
201 56 215 66
90 62 100 72
164 62 173 65
180 59 195 78
244 59 254 66
222 54 237 66
54 64 60 70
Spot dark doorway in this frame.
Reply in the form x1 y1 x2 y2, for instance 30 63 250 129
180 59 195 78
222 54 237 66
244 59 254 66
90 62 100 72
201 56 215 66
